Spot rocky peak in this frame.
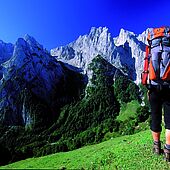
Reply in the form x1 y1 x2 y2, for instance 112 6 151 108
0 35 67 126
137 28 150 44
51 27 115 75
51 27 148 84
2 35 55 79
88 27 111 43
114 28 136 46
3 38 30 69
0 33 87 127
24 34 45 52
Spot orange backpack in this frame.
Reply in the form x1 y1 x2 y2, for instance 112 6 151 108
141 26 170 85
147 26 170 41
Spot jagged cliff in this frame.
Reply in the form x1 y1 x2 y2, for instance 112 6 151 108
51 27 147 84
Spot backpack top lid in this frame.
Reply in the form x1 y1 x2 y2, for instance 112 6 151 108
147 26 170 41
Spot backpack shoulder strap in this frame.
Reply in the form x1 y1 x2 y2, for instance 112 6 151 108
141 45 150 85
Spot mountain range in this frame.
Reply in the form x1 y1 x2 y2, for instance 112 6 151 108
0 27 150 166
51 27 148 84
0 27 148 127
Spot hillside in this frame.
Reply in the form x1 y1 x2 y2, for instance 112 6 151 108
1 130 170 170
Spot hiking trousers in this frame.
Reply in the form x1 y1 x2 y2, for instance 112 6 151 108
149 87 170 132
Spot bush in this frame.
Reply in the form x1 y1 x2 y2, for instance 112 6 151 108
103 131 120 141
118 117 137 135
134 121 150 133
114 76 140 104
136 106 150 123
116 101 150 136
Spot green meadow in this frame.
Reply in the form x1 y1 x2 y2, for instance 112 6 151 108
1 129 170 170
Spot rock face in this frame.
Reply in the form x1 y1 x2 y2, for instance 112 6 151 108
0 35 84 127
51 27 115 69
0 40 14 63
51 27 147 84
0 40 14 79
2 35 64 99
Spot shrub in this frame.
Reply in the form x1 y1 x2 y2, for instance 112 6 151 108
114 76 140 104
136 106 150 123
118 117 137 135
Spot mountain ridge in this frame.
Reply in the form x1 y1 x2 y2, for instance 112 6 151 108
51 27 147 84
0 34 84 126
0 27 148 129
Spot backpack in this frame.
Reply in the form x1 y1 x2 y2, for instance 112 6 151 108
147 26 170 47
141 26 170 85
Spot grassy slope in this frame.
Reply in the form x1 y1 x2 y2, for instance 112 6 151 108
116 100 140 121
1 129 170 170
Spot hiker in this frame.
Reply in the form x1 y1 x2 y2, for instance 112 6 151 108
142 26 170 161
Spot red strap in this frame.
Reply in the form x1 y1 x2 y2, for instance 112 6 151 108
141 46 150 85
144 46 149 71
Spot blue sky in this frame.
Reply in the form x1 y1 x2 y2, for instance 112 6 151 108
0 0 170 50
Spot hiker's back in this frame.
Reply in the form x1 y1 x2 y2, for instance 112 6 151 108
142 26 170 88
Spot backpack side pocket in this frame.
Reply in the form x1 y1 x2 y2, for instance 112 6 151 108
161 52 170 80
